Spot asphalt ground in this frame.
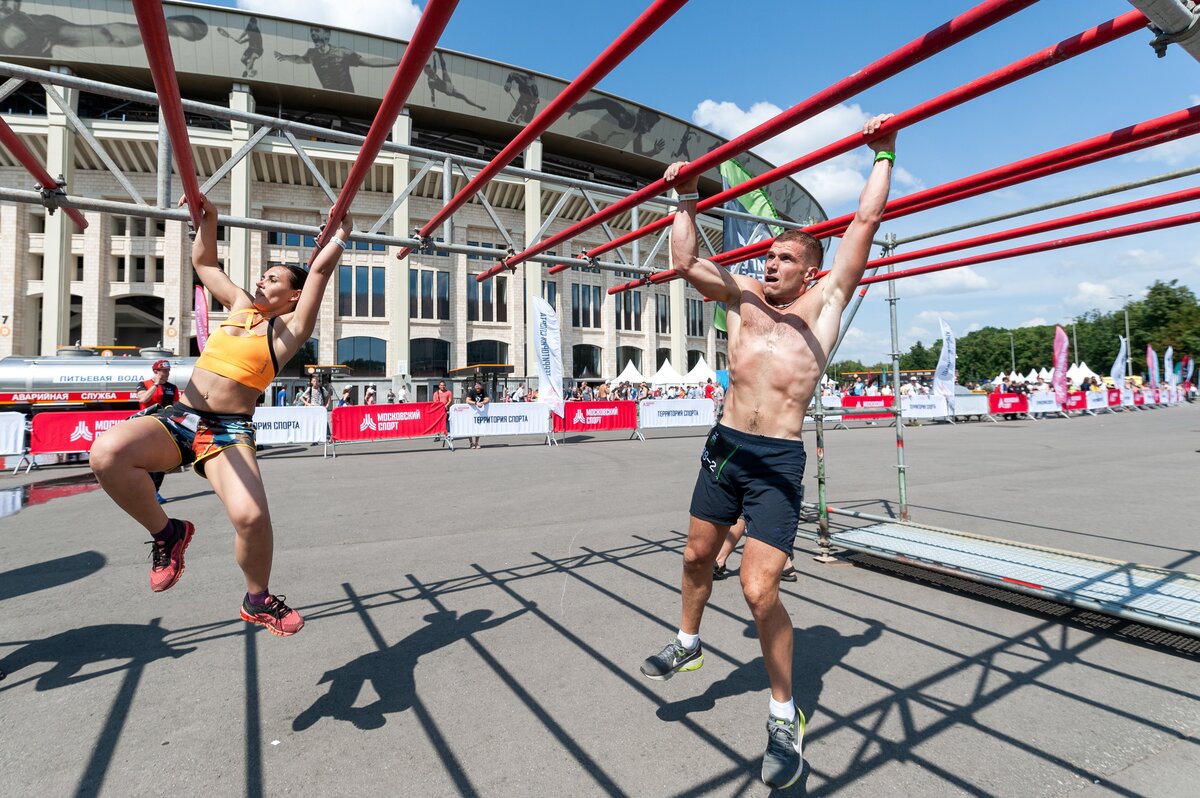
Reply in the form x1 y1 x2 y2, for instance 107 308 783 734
1 404 1198 797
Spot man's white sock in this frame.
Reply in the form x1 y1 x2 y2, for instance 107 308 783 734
676 630 699 650
769 696 796 721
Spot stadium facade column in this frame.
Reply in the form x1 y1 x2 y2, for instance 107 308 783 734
668 189 687 372
227 84 255 292
80 209 113 347
39 67 76 355
522 138 543 382
389 110 412 389
0 204 26 357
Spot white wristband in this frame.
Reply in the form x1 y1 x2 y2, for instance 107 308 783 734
332 237 348 250
676 192 700 202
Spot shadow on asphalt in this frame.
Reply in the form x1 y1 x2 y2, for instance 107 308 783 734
4 529 1197 796
0 550 106 602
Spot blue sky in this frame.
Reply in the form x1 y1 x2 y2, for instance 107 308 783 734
199 0 1200 365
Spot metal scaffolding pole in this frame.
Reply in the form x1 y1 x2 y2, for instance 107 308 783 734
891 164 1200 246
0 186 648 275
0 60 798 238
858 209 1200 288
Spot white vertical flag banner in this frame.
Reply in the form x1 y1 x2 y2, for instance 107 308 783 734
1164 346 1175 388
533 297 565 418
1110 336 1127 386
934 318 957 410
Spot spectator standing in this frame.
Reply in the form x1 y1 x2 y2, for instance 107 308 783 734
337 387 351 407
465 380 489 449
431 380 454 441
137 359 180 504
363 384 377 405
298 375 332 410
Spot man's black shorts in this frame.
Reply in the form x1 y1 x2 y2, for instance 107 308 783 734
689 424 806 554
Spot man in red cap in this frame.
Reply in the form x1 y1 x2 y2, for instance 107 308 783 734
137 360 180 503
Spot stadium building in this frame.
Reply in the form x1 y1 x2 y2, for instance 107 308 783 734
0 0 823 399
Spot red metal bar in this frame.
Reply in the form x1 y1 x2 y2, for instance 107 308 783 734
609 115 1200 295
306 0 458 263
0 117 89 229
132 0 204 230
857 209 1200 287
398 0 687 260
585 10 1147 264
823 184 1200 280
714 104 1200 267
492 0 1036 277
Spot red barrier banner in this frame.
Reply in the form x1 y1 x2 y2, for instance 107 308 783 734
1106 388 1122 407
0 390 139 405
30 410 131 453
553 401 638 433
331 402 446 442
1133 390 1146 406
987 393 1029 414
840 394 894 420
1063 392 1087 412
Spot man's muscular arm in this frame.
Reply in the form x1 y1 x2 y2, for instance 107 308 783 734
665 162 741 305
821 114 897 318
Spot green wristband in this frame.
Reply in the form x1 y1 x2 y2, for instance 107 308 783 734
874 150 895 165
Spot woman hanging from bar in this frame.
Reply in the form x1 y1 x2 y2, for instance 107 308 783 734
90 194 352 637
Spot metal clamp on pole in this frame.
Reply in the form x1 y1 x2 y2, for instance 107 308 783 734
35 173 68 215
411 230 432 254
1149 12 1200 58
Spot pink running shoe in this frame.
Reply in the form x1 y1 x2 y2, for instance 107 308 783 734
240 594 305 637
147 520 195 593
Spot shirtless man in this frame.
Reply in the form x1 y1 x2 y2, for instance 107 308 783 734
639 113 896 789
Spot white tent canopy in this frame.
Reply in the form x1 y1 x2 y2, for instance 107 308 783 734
1025 368 1039 383
1009 370 1022 382
1066 363 1081 382
649 360 686 386
608 360 645 385
682 355 717 385
1038 367 1052 380
993 372 1006 384
1076 361 1099 380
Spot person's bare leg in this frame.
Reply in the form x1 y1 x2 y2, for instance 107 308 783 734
203 446 273 594
90 417 182 533
714 517 746 569
740 537 793 702
679 516 728 635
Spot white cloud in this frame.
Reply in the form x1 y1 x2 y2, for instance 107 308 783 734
237 1 421 40
1123 134 1200 166
691 99 921 209
913 309 986 323
1065 281 1122 310
1116 248 1166 267
898 267 993 297
966 323 983 333
1019 317 1047 328
905 326 932 339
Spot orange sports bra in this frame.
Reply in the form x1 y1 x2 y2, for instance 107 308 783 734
194 308 279 392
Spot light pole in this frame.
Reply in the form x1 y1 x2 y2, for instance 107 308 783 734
1110 294 1134 380
1007 331 1016 373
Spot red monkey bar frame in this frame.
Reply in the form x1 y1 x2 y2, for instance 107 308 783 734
581 10 1147 267
609 112 1200 294
856 209 1200 287
476 0 1036 281
0 117 89 229
131 0 205 230
396 0 688 261
857 184 1200 273
308 0 459 263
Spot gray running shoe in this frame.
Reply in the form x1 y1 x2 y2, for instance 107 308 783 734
761 708 805 789
639 638 703 681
